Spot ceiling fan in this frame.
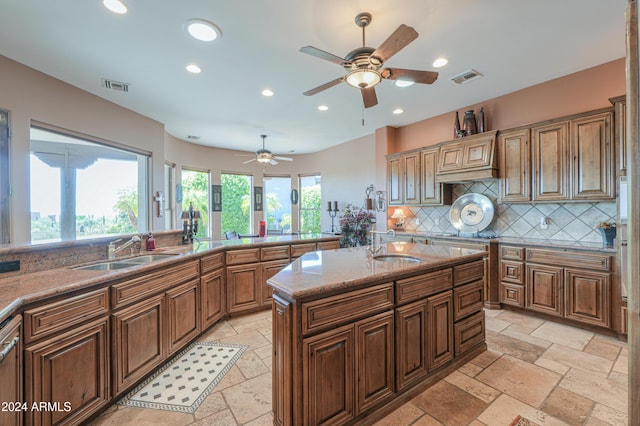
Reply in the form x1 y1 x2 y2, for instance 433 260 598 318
237 135 293 165
300 12 439 109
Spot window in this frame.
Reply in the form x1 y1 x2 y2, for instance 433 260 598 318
181 169 210 239
0 109 8 244
29 126 149 242
221 173 252 235
299 174 321 234
264 176 291 234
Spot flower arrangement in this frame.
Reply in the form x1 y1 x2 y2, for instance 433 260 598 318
596 221 616 229
339 204 374 248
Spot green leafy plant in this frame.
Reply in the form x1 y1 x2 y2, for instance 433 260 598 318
339 204 374 248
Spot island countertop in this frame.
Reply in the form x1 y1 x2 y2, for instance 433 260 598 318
267 242 487 299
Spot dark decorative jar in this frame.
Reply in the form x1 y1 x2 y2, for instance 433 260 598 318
454 111 461 139
463 110 477 136
477 107 486 133
598 227 616 247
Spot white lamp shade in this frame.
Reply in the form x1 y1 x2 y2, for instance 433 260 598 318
391 209 406 219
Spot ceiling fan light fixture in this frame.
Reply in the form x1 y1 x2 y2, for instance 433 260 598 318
346 69 381 89
103 0 127 14
433 57 448 68
185 19 221 42
186 64 201 74
318 105 329 111
394 79 415 88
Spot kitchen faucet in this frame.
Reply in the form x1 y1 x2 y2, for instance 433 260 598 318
107 235 141 259
367 229 396 255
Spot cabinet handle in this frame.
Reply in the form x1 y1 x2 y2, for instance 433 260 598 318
0 336 19 362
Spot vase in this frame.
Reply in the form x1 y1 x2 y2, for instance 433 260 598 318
599 227 616 247
454 111 461 139
463 110 477 136
477 107 485 133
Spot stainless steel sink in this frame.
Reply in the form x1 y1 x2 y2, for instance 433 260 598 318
74 262 135 271
120 254 178 263
73 253 177 270
373 254 421 263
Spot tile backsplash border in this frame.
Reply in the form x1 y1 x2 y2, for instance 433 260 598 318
389 180 616 244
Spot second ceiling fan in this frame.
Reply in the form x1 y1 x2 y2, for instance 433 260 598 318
300 12 438 108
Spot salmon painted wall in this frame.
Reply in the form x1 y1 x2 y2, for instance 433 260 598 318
393 58 626 153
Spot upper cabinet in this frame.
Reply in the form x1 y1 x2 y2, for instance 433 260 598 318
403 151 420 205
387 155 403 205
498 128 530 202
387 148 451 206
436 131 499 183
421 147 452 205
531 120 570 201
610 95 626 176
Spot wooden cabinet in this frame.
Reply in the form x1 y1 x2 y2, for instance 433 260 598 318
427 291 453 371
565 268 610 327
201 268 226 330
610 95 626 175
290 243 317 258
526 264 564 317
570 112 614 200
395 300 427 391
531 120 570 201
0 315 22 426
261 259 289 304
317 240 340 251
26 317 109 426
227 263 261 313
420 147 452 205
386 155 403 205
112 294 165 395
436 131 498 182
498 128 530 202
167 279 200 355
500 245 525 307
402 151 420 205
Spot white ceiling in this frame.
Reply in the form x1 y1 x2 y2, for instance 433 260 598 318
0 0 627 155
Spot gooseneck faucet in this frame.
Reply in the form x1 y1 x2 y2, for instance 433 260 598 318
107 235 141 259
367 229 396 255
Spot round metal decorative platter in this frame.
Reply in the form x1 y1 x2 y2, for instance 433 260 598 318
449 193 495 233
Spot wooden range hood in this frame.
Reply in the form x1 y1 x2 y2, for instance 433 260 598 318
435 130 498 183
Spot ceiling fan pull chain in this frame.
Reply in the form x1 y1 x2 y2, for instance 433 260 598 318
362 107 365 126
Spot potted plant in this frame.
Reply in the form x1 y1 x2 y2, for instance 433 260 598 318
596 221 617 247
339 204 374 248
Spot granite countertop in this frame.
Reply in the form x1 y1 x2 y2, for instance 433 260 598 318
0 233 340 324
267 242 486 299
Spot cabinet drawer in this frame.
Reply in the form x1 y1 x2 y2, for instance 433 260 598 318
500 283 525 307
454 311 485 356
454 260 484 286
111 260 199 309
24 288 109 343
395 268 452 305
291 243 317 258
526 248 611 272
453 280 484 321
226 248 261 265
501 260 524 284
261 245 290 261
317 240 340 251
200 252 224 274
500 245 524 260
302 283 394 335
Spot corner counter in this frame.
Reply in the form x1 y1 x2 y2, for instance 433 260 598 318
268 243 488 425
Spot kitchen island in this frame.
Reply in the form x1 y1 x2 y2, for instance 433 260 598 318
267 242 488 425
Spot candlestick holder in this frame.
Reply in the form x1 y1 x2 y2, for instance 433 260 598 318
327 202 339 233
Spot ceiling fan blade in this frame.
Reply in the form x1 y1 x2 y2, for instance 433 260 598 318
303 77 345 96
274 156 293 161
361 86 378 109
371 24 418 64
269 159 278 165
243 158 257 164
382 68 438 84
300 46 347 66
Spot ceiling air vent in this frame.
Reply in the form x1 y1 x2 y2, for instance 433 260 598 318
101 78 130 92
450 69 483 85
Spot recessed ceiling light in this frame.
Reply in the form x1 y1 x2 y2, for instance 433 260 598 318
394 80 414 88
318 105 328 111
393 108 404 115
184 19 221 42
103 0 127 14
433 58 448 68
186 64 201 74
262 89 274 97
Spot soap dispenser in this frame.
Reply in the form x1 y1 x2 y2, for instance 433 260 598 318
145 233 156 251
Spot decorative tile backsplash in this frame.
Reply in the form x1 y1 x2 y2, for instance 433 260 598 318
393 180 616 243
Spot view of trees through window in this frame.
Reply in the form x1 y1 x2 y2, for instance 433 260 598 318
221 173 252 235
181 169 210 239
299 174 321 233
30 127 149 242
264 176 291 233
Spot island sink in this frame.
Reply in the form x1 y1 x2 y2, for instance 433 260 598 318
373 254 421 263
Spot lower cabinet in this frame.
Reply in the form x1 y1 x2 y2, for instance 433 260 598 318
261 259 290 305
25 317 110 426
227 263 262 313
526 264 563 317
0 315 23 426
427 291 453 371
167 279 200 355
395 300 427 391
565 268 610 327
201 268 226 330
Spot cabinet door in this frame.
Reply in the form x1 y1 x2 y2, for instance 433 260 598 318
403 152 420 205
355 311 394 414
462 137 493 169
167 279 200 355
565 269 610 327
532 121 569 201
303 324 354 425
611 96 626 175
386 156 403 205
526 264 563 316
261 259 290 305
201 268 226 330
112 294 166 395
395 300 427 391
227 263 261 313
272 295 292 426
26 317 109 426
570 112 614 200
0 316 22 426
427 291 453 371
498 128 530 202
438 143 463 173
421 148 451 205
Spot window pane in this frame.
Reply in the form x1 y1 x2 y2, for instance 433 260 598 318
181 169 210 239
30 127 149 242
221 173 252 235
299 175 321 234
264 176 291 234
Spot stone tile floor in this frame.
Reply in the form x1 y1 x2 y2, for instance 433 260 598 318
90 308 628 425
